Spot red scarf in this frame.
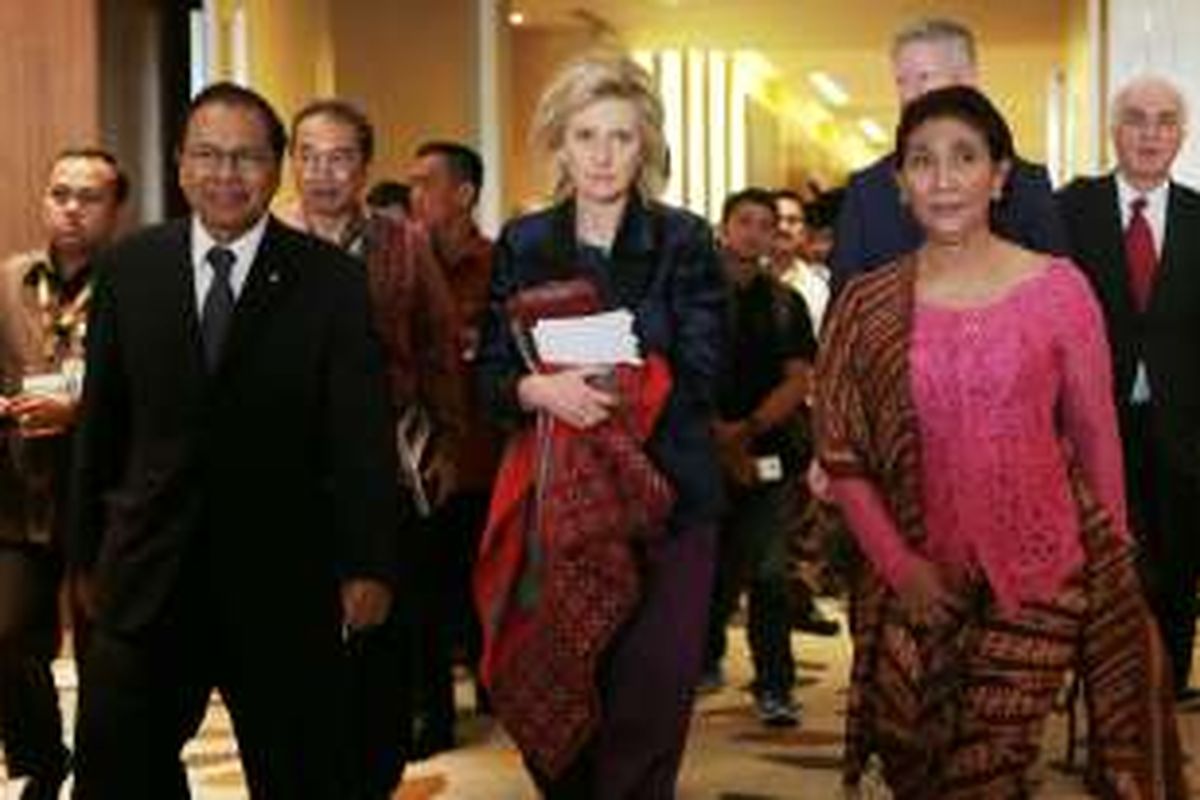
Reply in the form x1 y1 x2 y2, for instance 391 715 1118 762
475 354 673 777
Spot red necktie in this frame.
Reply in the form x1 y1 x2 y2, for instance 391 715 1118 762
1125 196 1157 312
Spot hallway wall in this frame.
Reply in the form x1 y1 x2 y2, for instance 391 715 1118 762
0 1 101 257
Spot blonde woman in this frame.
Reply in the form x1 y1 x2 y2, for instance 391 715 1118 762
475 53 725 797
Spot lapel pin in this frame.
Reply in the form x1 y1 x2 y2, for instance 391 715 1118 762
269 272 280 284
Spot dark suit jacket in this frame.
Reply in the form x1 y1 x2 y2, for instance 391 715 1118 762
476 196 727 525
69 217 400 638
830 153 1066 287
1057 174 1200 477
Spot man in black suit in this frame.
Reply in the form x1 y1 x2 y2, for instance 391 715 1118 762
68 83 400 798
1058 75 1200 698
830 17 1065 285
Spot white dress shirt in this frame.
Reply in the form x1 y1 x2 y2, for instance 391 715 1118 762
190 214 269 312
781 258 831 334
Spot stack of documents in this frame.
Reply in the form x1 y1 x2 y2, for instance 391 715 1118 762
531 309 642 366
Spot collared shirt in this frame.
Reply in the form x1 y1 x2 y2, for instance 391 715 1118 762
1116 173 1168 258
1115 174 1169 404
1 249 92 376
190 214 268 311
0 247 95 545
781 258 831 334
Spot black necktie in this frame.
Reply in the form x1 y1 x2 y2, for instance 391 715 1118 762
201 246 236 370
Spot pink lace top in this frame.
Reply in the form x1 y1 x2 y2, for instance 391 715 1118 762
831 260 1128 614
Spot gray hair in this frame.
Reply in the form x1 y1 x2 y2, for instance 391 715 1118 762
531 51 668 201
891 17 977 68
1110 74 1189 129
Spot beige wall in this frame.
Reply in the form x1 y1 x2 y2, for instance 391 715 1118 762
329 0 477 185
504 26 600 215
243 0 478 202
0 0 101 257
979 44 1066 164
1062 0 1100 179
245 0 335 123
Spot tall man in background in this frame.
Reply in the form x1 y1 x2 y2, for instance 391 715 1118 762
1057 75 1200 699
830 17 1064 285
287 98 463 791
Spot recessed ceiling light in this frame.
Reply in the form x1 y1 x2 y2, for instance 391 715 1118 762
508 11 526 25
809 71 849 108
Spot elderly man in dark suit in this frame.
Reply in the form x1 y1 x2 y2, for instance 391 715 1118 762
830 17 1065 284
68 82 400 798
1058 74 1200 701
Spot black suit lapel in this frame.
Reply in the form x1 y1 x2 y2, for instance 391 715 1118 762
1154 183 1189 308
217 218 299 377
166 221 207 388
1096 176 1138 323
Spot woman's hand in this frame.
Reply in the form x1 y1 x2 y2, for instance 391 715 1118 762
896 557 956 627
517 368 619 429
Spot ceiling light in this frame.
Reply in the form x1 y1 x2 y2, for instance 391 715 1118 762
858 117 888 145
508 11 526 25
809 71 849 108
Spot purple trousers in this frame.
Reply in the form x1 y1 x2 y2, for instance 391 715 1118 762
531 523 716 799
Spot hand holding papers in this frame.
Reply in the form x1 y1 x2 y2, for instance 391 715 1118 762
530 309 641 367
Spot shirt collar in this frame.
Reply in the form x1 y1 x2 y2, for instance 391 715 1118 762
1115 172 1170 213
552 193 657 258
23 248 93 299
191 213 270 273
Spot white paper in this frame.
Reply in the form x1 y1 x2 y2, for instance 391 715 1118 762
531 309 642 366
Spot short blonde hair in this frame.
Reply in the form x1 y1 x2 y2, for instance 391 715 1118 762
891 17 976 67
531 52 668 201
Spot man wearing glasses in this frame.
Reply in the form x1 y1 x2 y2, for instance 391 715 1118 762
282 98 462 794
69 82 400 799
0 147 125 800
1058 74 1200 703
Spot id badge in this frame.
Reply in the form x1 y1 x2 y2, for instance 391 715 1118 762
755 455 784 483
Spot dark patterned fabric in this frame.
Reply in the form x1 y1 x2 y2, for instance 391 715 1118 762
476 356 674 778
814 258 1185 798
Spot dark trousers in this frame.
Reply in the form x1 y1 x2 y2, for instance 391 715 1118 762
73 582 355 800
1125 404 1200 690
345 606 412 798
705 481 796 695
0 543 69 782
533 524 715 799
412 490 489 745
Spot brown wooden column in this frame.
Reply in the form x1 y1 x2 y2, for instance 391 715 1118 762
0 0 101 256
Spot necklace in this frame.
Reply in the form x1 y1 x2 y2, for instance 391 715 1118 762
28 260 91 366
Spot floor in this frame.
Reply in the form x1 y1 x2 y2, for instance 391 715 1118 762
5 602 1200 798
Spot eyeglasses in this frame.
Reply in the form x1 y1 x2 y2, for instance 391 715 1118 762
182 145 276 174
295 147 363 176
1118 111 1182 133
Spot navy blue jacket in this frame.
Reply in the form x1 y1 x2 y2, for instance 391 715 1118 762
830 153 1067 289
477 196 727 525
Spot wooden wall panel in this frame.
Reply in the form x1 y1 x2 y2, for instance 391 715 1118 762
0 1 101 257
